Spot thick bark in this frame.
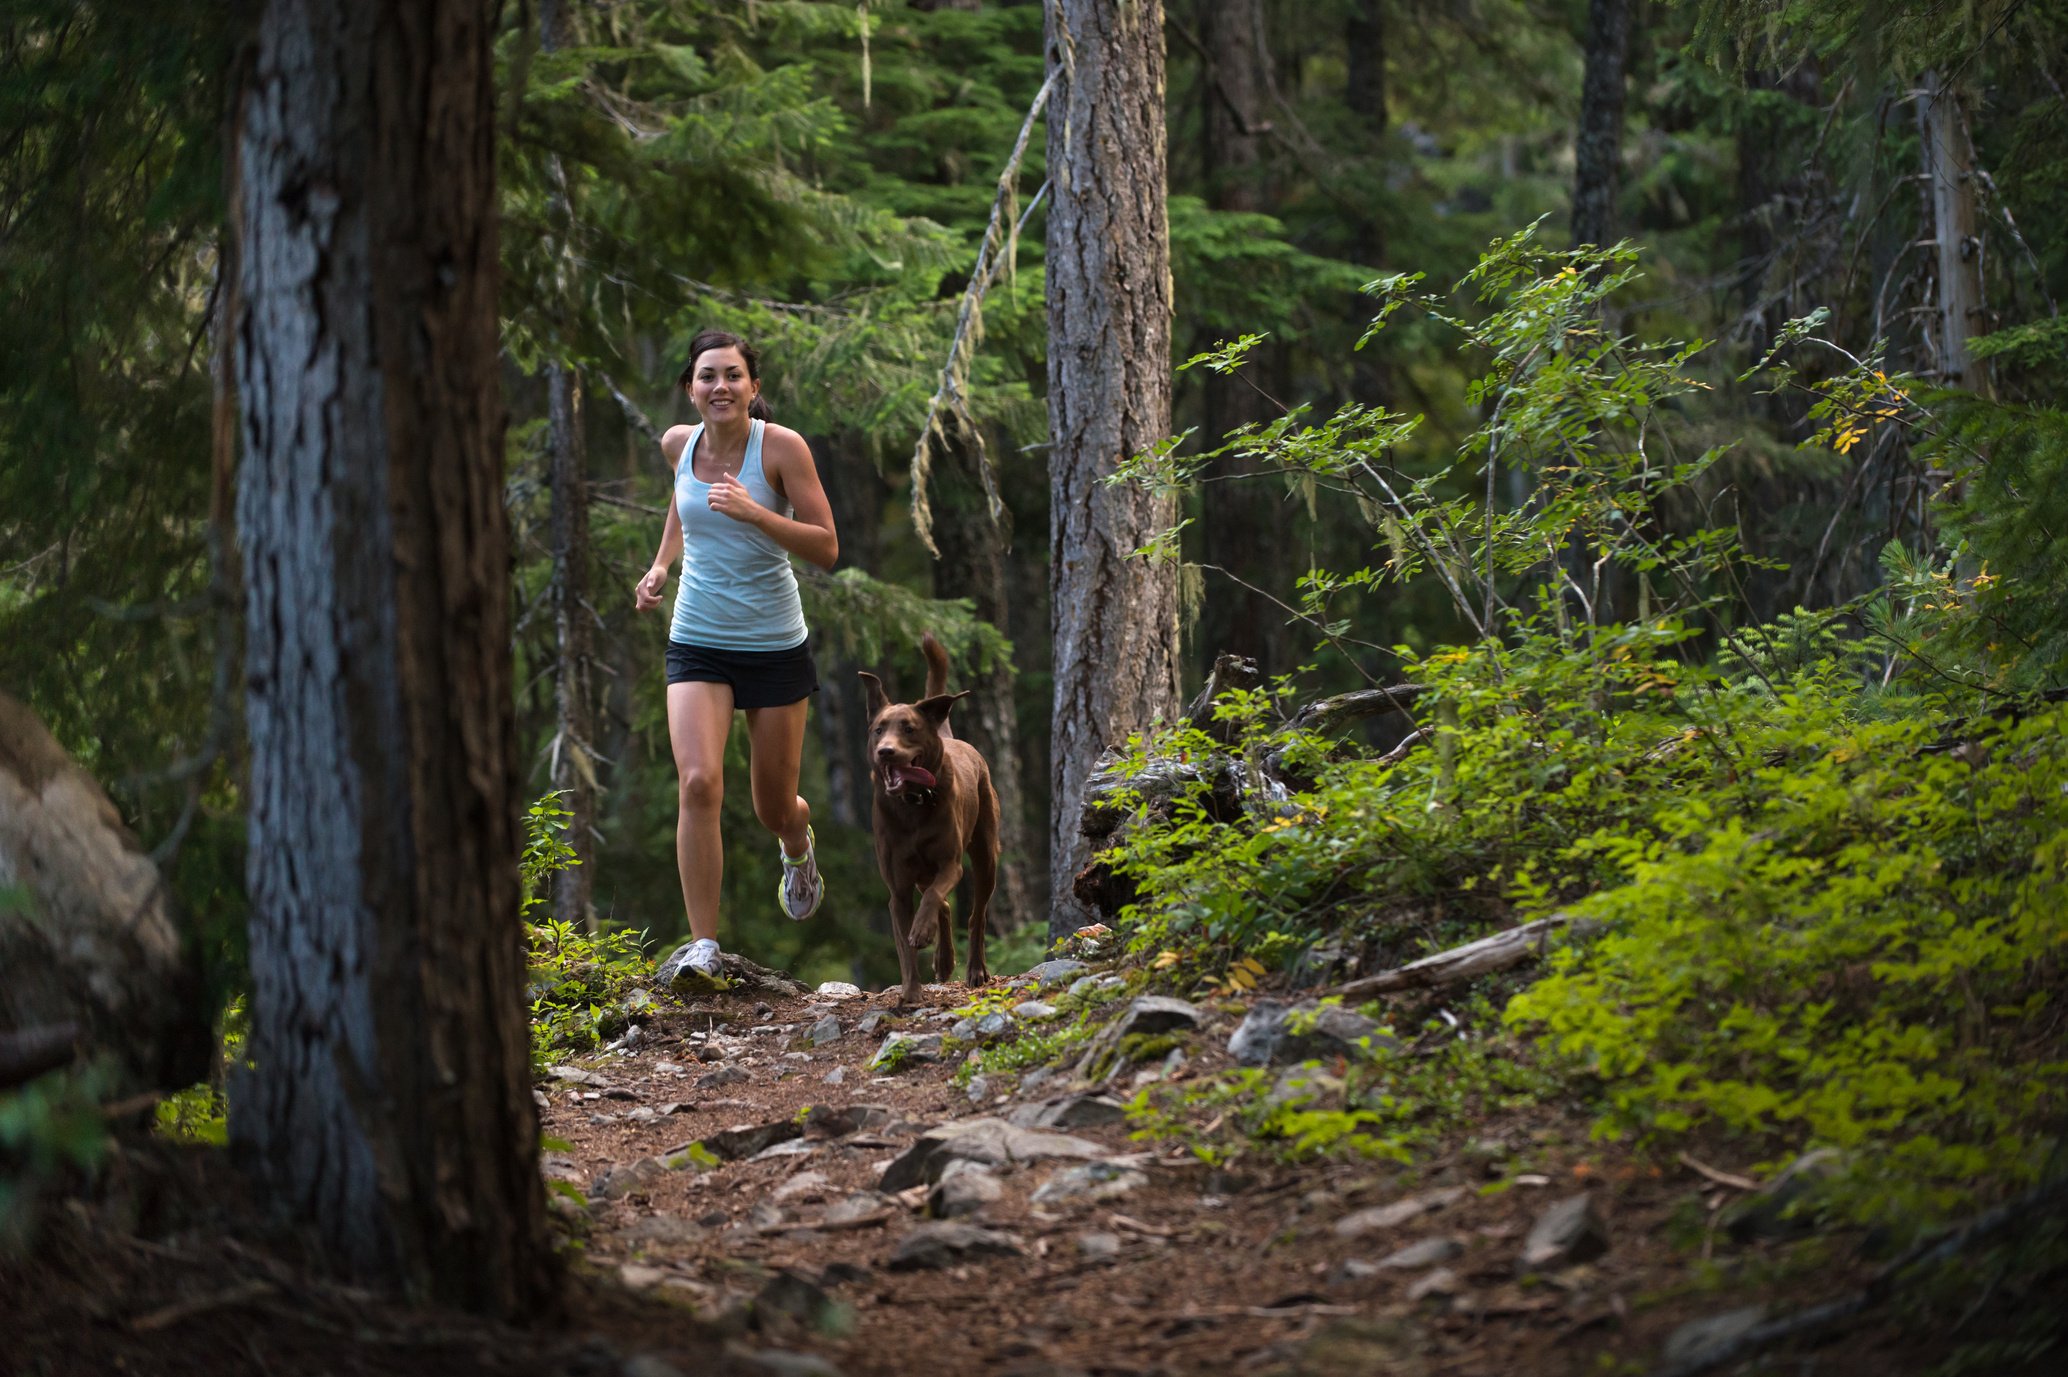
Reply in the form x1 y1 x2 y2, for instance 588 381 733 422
1919 71 1989 395
1044 0 1182 941
1570 0 1631 252
545 365 598 931
1344 0 1386 136
232 0 551 1316
925 410 1037 933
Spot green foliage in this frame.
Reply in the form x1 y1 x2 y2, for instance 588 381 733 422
0 1066 111 1256
1107 230 2068 1229
522 797 652 1070
1129 1010 1556 1168
1512 702 2068 1217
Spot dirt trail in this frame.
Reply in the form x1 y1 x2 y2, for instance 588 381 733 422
542 956 1899 1377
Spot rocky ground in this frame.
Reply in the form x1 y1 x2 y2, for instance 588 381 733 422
7 947 2053 1377
529 950 1968 1377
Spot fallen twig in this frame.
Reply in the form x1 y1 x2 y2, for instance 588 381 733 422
1334 915 1573 1000
1678 1152 1759 1192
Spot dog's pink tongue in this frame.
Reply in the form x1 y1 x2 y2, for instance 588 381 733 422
886 763 937 791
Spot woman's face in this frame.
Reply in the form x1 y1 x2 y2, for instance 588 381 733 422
687 346 758 423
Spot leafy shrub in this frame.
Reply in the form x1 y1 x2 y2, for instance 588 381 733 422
1509 703 2068 1220
522 795 652 1070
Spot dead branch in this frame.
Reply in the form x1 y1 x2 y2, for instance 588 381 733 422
1287 683 1426 735
1334 915 1572 1000
1184 653 1265 743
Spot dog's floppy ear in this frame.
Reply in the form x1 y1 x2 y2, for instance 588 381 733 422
856 670 890 716
916 690 970 727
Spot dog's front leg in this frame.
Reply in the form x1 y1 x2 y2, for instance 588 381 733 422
887 888 923 1006
914 861 964 984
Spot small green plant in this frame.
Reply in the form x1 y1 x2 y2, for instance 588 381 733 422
1 1064 111 1255
522 793 652 1070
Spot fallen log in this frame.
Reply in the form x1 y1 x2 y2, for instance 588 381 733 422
1334 914 1573 1000
1286 683 1426 735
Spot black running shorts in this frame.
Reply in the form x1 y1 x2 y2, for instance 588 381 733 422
665 638 820 709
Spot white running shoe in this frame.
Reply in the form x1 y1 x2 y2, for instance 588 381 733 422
778 826 825 922
682 937 723 980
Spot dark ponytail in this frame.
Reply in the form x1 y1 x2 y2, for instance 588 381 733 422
678 329 773 422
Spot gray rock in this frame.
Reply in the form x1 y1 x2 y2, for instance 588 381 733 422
815 980 864 1000
965 1075 993 1104
949 1017 979 1040
755 1267 838 1327
869 1031 943 1071
928 1161 1005 1219
729 1349 847 1377
696 1064 749 1089
1375 1235 1465 1269
1030 1160 1148 1206
591 1157 665 1200
1076 1231 1122 1260
822 1191 895 1227
879 1117 1107 1192
1023 958 1090 986
1019 1066 1057 1094
1333 1186 1466 1238
802 1103 892 1139
1722 1148 1845 1242
856 1010 892 1037
975 1011 1014 1043
822 1066 846 1085
703 1118 803 1161
549 1064 608 1087
1228 999 1395 1067
1519 1192 1610 1271
1067 976 1101 998
1111 995 1205 1039
1010 1093 1128 1131
887 1221 1024 1270
1013 1000 1060 1021
1406 1268 1462 1301
622 1356 686 1377
806 1015 844 1047
1662 1306 1770 1369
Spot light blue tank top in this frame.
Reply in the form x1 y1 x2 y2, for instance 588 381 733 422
669 419 809 650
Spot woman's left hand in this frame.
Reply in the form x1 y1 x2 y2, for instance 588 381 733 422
706 472 765 528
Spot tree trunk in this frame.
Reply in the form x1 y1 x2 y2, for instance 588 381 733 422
1192 0 1295 680
1570 0 1630 251
232 0 551 1317
1919 70 1988 395
812 431 889 834
1044 0 1182 941
925 409 1037 934
545 364 598 930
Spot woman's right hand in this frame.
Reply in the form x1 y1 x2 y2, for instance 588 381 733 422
634 563 669 612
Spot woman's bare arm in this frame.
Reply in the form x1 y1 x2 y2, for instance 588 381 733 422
635 426 693 611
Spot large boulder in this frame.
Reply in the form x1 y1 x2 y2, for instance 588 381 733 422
0 691 205 1093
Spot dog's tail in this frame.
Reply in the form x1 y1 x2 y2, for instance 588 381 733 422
920 632 950 700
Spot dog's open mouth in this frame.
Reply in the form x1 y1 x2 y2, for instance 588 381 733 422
880 762 937 793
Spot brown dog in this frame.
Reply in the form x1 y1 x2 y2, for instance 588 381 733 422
857 633 999 1004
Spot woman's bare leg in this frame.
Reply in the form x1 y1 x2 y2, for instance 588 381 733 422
744 699 812 855
668 681 735 941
